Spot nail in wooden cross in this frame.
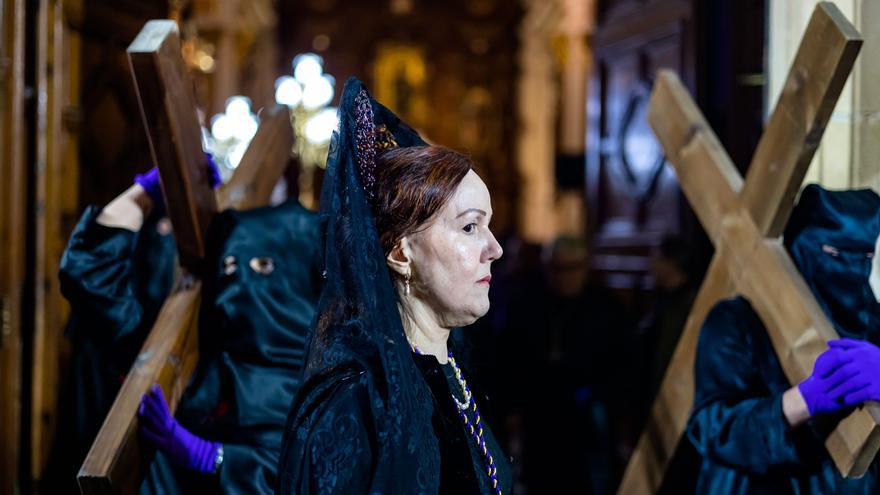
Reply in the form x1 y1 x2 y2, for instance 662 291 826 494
619 3 880 493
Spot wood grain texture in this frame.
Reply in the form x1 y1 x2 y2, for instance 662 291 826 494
0 0 26 492
78 20 217 495
77 280 201 495
619 3 869 491
622 67 878 491
31 0 73 479
742 2 862 237
127 19 217 269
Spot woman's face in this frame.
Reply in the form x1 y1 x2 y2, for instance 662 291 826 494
407 170 503 327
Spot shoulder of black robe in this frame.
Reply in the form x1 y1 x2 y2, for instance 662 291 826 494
277 78 441 495
59 204 176 344
47 205 175 492
276 349 376 494
141 199 322 495
687 184 880 494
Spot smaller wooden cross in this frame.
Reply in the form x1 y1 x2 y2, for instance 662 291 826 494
619 3 880 492
218 104 294 210
77 20 294 495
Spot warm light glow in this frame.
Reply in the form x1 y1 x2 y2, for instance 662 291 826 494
227 141 248 169
210 114 233 141
230 114 259 142
197 54 215 72
304 107 339 144
302 75 335 110
225 96 252 119
293 53 324 84
275 76 303 107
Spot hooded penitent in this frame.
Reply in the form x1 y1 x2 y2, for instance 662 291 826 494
687 184 880 494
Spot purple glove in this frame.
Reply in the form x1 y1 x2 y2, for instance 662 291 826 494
133 167 164 207
826 338 880 407
797 347 859 416
138 384 220 473
133 153 222 207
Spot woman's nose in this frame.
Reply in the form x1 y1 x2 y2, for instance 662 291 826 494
485 231 503 262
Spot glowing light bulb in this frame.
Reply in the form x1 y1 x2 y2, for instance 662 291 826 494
302 75 334 110
225 96 252 119
293 53 323 84
274 76 303 107
304 107 339 144
230 114 259 142
210 114 233 141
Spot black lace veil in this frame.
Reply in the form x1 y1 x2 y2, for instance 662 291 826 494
277 78 440 494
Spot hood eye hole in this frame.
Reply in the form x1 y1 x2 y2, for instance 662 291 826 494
249 256 275 275
223 256 238 275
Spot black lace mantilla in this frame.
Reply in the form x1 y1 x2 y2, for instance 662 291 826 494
276 78 439 494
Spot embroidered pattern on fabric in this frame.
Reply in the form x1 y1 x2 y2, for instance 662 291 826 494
355 90 399 204
355 90 378 204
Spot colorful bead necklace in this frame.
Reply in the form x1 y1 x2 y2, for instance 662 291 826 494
410 342 502 495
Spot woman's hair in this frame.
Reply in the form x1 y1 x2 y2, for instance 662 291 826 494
373 145 473 255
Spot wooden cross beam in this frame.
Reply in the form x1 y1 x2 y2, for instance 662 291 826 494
618 3 875 493
217 104 294 210
76 20 293 495
77 20 214 495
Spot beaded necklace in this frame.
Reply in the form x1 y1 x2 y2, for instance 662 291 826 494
410 342 502 495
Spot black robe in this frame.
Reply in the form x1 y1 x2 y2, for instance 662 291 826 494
140 199 321 494
47 206 176 492
276 347 512 494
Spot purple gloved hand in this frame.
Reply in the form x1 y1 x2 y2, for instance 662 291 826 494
133 167 164 206
133 152 222 208
825 338 880 407
797 346 859 416
138 384 220 473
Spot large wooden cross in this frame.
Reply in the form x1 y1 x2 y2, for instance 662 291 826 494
619 3 880 493
76 20 294 495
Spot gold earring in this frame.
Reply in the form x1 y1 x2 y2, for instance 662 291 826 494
404 271 411 296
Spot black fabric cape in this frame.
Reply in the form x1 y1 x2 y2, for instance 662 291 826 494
687 185 880 494
140 199 322 494
46 206 176 492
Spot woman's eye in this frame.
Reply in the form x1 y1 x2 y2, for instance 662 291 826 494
463 223 477 234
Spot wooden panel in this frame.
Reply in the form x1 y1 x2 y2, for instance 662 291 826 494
77 280 202 495
586 0 691 290
127 20 217 270
31 0 75 481
218 104 293 210
0 0 26 492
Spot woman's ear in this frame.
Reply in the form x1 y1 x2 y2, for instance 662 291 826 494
386 237 412 277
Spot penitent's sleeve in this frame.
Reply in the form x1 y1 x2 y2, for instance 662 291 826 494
59 205 147 343
687 298 823 475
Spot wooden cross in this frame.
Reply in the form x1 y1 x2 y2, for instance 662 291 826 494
619 3 880 493
76 20 294 495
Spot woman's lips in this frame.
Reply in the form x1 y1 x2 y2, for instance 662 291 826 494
477 275 492 284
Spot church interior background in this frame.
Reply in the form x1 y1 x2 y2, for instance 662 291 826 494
3 0 880 493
